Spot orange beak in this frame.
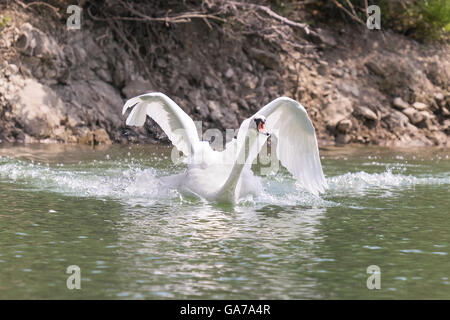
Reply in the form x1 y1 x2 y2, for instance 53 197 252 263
258 121 268 135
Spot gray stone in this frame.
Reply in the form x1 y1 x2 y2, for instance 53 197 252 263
311 28 337 47
365 61 384 77
393 97 409 110
122 78 153 99
10 78 65 138
96 69 112 83
323 96 353 128
412 102 428 111
356 106 378 121
331 68 344 77
204 76 217 89
335 133 351 144
225 68 234 79
15 23 63 60
442 107 450 117
242 73 258 90
336 119 352 133
402 107 424 124
340 82 359 97
208 100 224 122
386 110 410 129
434 93 444 101
156 58 167 68
5 64 18 76
248 48 280 70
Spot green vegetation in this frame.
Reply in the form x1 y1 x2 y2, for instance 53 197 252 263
0 14 10 31
380 0 450 40
278 0 450 41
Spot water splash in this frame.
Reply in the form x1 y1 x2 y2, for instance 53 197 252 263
0 156 448 207
328 168 450 192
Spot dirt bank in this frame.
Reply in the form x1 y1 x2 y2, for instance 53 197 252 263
0 1 449 147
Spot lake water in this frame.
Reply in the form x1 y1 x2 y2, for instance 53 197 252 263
0 144 449 299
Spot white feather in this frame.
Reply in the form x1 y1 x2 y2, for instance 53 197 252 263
255 97 327 195
122 92 200 156
123 93 327 202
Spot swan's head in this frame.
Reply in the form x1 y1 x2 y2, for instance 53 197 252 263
253 115 269 136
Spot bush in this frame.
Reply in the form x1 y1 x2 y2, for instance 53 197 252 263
301 0 450 41
380 0 450 41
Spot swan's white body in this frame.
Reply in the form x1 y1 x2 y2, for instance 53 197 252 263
123 92 327 203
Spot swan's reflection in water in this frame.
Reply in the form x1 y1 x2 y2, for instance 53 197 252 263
116 201 327 299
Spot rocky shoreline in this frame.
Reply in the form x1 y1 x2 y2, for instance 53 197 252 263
0 2 449 147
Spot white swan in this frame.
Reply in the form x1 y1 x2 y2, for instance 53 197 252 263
122 92 327 203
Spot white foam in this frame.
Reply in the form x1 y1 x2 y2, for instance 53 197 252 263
0 156 448 207
327 169 450 192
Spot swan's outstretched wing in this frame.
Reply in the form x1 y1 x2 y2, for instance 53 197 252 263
254 97 327 195
122 92 200 156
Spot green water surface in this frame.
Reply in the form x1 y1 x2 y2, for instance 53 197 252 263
0 144 449 299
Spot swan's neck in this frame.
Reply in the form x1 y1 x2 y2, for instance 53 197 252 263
217 130 260 201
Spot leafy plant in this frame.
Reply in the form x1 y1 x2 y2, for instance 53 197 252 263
305 0 450 41
0 15 10 31
405 0 450 40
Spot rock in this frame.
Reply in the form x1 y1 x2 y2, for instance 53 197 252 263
331 68 344 77
155 58 167 68
63 45 76 66
443 119 450 132
122 78 153 99
79 128 112 145
419 110 435 120
323 96 353 128
365 61 384 77
24 134 38 144
425 57 450 88
248 48 280 70
393 97 409 110
204 76 218 89
385 110 410 129
355 106 377 121
73 46 88 64
242 73 258 90
340 82 359 97
10 78 65 138
336 119 352 133
1 5 449 148
194 101 209 119
15 23 63 60
412 102 428 111
402 107 424 124
188 91 209 119
54 127 77 143
225 68 234 79
317 62 328 76
238 99 250 111
96 69 112 83
310 28 337 47
442 107 450 117
434 93 444 102
419 110 436 129
207 100 224 122
434 93 445 108
430 131 448 146
335 133 351 144
5 64 19 76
